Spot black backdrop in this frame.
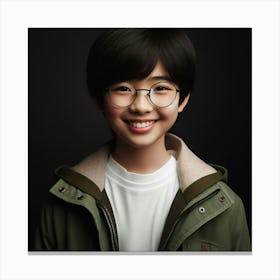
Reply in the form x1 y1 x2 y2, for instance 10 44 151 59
28 28 251 250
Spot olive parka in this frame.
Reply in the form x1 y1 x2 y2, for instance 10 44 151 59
34 133 251 251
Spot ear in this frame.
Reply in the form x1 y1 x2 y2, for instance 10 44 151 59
178 93 190 113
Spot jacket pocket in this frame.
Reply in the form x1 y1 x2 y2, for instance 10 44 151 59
182 238 222 251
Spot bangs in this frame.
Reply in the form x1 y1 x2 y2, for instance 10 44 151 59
87 29 196 102
105 33 160 85
87 29 160 93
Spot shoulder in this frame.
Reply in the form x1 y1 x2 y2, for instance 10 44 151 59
202 181 248 233
188 178 247 222
207 180 246 215
215 181 245 211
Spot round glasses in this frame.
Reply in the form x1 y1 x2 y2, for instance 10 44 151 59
106 81 181 108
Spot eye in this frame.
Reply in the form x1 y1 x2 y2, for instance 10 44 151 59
152 83 173 94
154 86 170 91
120 86 131 92
114 86 131 92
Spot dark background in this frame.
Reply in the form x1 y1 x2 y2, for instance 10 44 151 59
28 28 252 250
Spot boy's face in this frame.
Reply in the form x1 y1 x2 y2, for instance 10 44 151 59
102 61 189 150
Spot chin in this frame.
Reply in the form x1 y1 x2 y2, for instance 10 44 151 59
119 133 165 150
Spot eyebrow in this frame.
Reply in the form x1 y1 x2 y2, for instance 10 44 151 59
148 75 173 83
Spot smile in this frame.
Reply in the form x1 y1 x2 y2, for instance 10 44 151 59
129 121 155 128
125 120 156 134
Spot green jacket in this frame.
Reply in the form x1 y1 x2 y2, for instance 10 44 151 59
34 134 251 251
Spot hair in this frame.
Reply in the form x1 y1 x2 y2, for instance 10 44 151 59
87 28 196 105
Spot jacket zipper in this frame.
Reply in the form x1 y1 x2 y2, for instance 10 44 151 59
160 189 220 250
98 203 119 251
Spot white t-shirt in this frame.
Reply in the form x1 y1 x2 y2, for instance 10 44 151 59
105 155 179 251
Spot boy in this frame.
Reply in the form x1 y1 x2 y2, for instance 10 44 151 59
34 28 251 251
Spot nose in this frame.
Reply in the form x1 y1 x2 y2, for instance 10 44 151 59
129 90 153 114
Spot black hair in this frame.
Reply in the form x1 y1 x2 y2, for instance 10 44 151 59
87 28 196 105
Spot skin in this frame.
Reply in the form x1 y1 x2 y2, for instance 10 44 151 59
102 61 190 174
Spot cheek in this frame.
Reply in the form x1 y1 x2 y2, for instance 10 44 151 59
158 100 180 122
104 100 116 116
104 105 123 125
105 107 117 118
158 110 179 129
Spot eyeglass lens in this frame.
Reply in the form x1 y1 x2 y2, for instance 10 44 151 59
108 82 178 107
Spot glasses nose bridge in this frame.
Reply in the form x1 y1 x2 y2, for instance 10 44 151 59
134 88 151 97
130 88 153 110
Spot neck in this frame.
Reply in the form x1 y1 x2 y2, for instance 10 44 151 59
112 136 170 174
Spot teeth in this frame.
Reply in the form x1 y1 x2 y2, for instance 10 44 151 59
130 121 154 128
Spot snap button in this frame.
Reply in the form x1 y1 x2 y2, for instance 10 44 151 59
218 196 225 202
198 207 205 214
77 195 84 200
59 187 65 193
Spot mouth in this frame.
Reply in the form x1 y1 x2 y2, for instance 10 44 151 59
129 120 155 128
125 120 157 134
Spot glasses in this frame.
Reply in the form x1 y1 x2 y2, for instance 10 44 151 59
106 81 181 108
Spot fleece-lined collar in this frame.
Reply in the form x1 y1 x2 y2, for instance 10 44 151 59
71 133 217 193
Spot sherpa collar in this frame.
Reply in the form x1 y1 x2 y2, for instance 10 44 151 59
70 133 217 192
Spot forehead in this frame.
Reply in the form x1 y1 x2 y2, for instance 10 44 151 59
131 61 172 84
148 61 169 77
